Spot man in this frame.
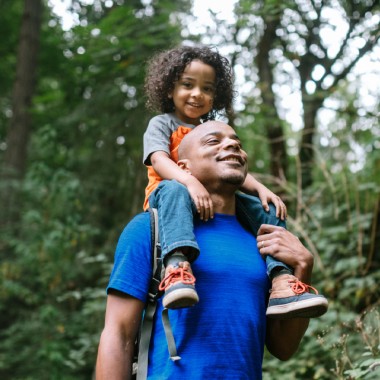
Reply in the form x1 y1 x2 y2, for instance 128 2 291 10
96 121 318 379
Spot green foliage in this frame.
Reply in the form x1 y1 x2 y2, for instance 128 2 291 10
0 0 23 95
0 0 190 378
242 63 380 377
261 154 380 379
263 307 380 379
0 0 23 150
0 133 107 377
0 0 379 378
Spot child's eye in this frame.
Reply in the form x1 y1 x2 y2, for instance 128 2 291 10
204 86 214 93
182 82 192 88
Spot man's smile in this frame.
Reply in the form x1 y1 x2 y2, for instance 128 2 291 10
218 154 246 165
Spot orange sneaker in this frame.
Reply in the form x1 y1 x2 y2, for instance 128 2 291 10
159 261 199 309
267 274 328 319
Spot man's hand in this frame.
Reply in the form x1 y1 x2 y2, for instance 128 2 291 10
256 224 313 283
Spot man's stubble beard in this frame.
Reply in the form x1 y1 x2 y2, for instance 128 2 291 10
221 173 246 187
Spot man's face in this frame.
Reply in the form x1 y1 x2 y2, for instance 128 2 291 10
184 122 248 189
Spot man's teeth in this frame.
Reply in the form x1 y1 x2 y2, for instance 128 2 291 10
221 157 239 162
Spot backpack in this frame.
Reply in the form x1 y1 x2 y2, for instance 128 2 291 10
132 208 181 380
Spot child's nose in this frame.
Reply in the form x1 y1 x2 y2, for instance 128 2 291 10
191 86 202 97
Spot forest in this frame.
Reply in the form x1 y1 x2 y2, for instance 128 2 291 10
0 0 379 379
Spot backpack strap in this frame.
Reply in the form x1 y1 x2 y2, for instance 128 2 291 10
136 208 180 380
148 207 162 302
162 309 181 361
136 208 161 380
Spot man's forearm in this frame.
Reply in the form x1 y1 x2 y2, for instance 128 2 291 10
96 292 144 379
96 329 134 380
259 224 315 359
266 318 309 360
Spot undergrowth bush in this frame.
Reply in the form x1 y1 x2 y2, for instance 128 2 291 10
263 163 379 379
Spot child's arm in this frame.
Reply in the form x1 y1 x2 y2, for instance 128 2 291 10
240 173 287 220
151 151 214 221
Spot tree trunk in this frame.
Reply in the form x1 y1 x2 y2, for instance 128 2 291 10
371 194 380 269
256 19 288 180
128 158 146 220
299 97 317 189
299 94 324 189
0 0 43 227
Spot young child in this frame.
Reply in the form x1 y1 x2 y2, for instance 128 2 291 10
142 45 328 319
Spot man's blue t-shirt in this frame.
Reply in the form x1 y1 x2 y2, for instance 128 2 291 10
108 212 270 379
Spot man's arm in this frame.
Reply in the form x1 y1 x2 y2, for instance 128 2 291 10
266 316 310 360
257 224 313 360
96 290 145 380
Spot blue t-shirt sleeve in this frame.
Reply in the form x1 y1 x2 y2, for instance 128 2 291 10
107 212 152 303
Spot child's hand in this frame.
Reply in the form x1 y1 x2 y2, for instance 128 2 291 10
240 174 287 220
186 179 214 221
257 186 287 220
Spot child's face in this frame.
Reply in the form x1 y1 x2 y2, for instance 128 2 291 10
169 60 216 125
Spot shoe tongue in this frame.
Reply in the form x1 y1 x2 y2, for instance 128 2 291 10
166 252 187 267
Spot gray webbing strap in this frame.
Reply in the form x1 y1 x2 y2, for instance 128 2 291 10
136 300 156 380
162 308 181 361
136 208 159 380
136 208 180 379
151 208 159 275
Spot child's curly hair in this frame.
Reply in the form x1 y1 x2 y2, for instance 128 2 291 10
144 45 236 121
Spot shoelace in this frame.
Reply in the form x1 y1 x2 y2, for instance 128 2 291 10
289 279 319 295
158 267 196 291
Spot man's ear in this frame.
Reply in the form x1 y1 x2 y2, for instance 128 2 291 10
177 159 191 174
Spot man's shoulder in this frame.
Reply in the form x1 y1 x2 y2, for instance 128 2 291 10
119 212 151 240
109 211 153 302
115 212 153 267
125 211 151 228
236 193 286 229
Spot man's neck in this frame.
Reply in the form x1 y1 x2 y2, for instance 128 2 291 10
210 194 236 215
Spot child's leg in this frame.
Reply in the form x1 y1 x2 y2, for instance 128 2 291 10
266 255 292 279
149 180 199 309
235 192 328 319
235 192 292 277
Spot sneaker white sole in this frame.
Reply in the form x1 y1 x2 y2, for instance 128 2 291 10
163 288 199 309
267 297 328 319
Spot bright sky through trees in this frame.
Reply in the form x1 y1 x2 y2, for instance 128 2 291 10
49 0 379 172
